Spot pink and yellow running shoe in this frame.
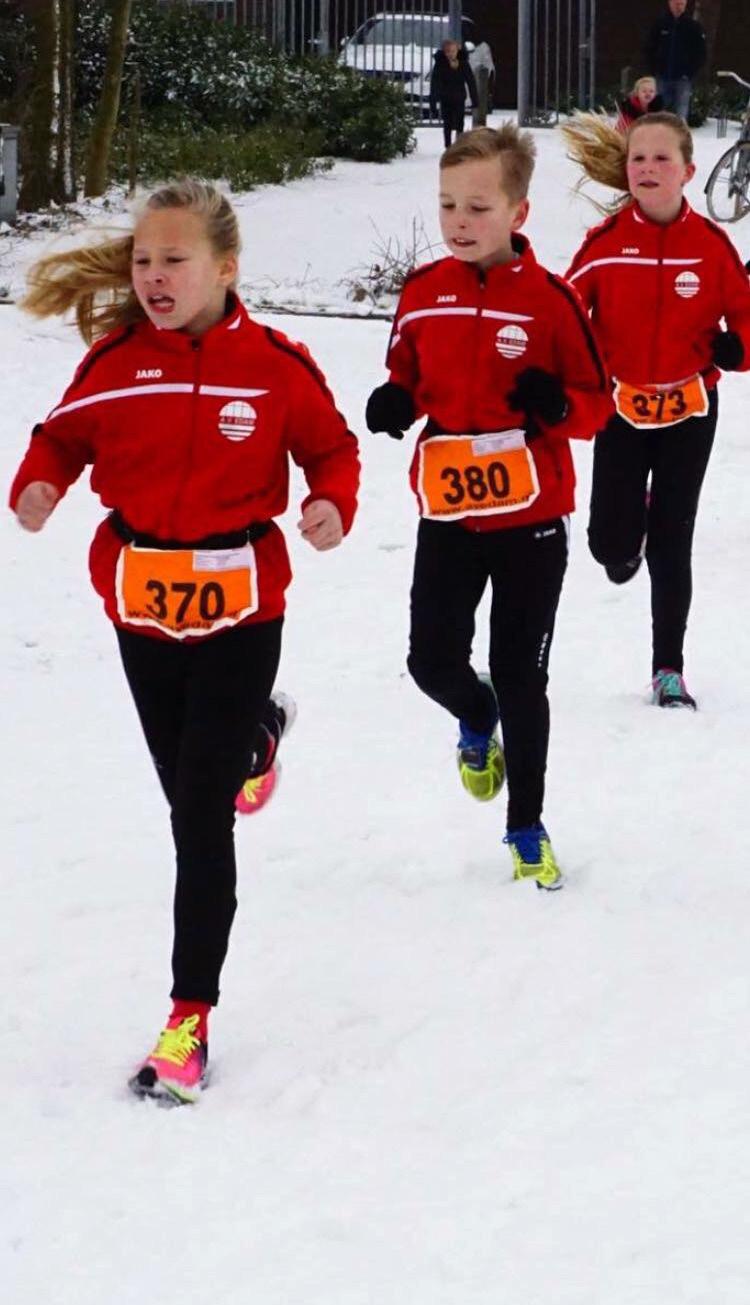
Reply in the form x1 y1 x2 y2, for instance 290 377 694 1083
235 763 280 815
235 692 297 816
129 1013 208 1106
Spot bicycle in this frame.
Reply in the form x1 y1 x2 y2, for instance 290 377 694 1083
705 70 750 224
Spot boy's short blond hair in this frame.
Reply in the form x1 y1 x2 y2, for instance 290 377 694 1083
633 75 657 95
440 124 537 203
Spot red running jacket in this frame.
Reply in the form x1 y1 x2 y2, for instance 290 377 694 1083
386 236 613 531
9 297 360 632
565 200 750 389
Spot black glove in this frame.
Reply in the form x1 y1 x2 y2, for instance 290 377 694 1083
711 330 744 371
365 382 416 441
506 367 568 434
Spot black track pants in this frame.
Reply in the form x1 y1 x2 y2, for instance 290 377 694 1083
116 619 283 1005
407 517 568 831
588 391 717 673
439 99 465 147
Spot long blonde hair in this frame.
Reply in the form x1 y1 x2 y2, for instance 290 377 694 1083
21 179 241 344
561 110 693 215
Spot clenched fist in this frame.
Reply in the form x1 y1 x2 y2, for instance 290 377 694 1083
298 498 344 552
15 481 60 532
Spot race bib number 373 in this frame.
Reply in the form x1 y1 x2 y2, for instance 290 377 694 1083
115 543 259 639
614 374 709 428
417 430 540 521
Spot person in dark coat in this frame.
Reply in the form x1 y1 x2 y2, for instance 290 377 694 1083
429 39 478 148
645 0 706 121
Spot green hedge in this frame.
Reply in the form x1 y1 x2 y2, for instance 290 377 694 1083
76 0 415 163
109 122 333 191
0 0 415 186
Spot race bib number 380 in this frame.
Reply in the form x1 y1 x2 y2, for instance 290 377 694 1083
115 543 259 639
417 430 540 521
614 374 709 429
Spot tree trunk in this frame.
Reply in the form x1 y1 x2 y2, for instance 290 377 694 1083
84 0 133 198
18 0 57 211
52 0 76 203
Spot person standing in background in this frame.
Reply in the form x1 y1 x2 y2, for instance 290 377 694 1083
645 0 706 121
429 38 478 148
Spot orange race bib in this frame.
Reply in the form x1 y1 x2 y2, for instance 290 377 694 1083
417 430 540 522
115 543 259 639
614 375 709 429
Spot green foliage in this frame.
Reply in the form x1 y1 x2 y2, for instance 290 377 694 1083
76 0 285 127
108 122 333 191
292 61 416 163
689 81 747 129
74 0 414 164
687 88 709 129
2 0 415 202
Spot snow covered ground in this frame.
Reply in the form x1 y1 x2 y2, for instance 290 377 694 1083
2 121 750 1305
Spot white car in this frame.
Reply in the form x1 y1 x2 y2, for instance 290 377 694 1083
338 12 491 110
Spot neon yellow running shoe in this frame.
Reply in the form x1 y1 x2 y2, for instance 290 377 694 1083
457 728 506 802
129 1013 208 1106
504 824 564 891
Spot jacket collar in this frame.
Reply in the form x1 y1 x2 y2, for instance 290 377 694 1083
631 196 691 227
136 291 249 354
454 233 536 285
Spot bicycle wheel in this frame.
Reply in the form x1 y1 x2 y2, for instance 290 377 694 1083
705 141 750 223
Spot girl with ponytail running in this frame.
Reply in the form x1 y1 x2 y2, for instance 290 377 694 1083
563 112 750 708
9 179 359 1104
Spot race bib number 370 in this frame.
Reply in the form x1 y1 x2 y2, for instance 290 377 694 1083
115 543 259 639
614 374 709 429
417 430 540 521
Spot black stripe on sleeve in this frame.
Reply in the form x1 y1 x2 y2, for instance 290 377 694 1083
698 214 750 281
566 213 620 276
263 327 335 399
74 325 136 388
387 262 442 360
546 272 608 390
263 328 355 439
401 260 441 289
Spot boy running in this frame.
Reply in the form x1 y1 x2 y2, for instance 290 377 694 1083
366 126 612 888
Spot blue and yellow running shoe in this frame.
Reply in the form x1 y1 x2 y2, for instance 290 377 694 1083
504 823 564 891
457 721 506 802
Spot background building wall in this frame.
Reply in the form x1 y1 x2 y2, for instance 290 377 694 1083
464 0 750 108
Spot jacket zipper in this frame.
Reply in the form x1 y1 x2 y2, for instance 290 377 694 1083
650 224 666 379
471 269 485 431
469 271 485 530
169 337 202 538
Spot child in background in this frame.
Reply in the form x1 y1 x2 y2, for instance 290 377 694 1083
616 76 663 132
10 179 359 1104
366 126 612 889
563 112 750 708
429 38 479 148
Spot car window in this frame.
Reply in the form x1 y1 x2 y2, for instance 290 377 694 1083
360 17 449 48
